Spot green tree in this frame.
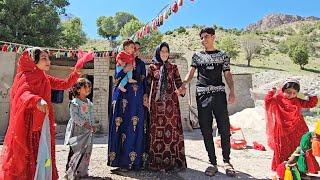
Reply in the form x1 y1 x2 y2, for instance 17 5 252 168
97 12 137 40
241 34 261 67
58 17 86 48
288 44 309 70
139 31 163 55
96 16 118 40
216 36 239 60
176 26 187 34
120 19 143 39
278 35 313 54
0 0 69 46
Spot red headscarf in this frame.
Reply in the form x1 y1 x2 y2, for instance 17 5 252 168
1 49 79 179
0 50 51 178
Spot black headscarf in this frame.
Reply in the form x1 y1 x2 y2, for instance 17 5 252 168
152 42 170 101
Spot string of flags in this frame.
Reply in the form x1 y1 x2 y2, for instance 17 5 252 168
0 40 117 58
132 0 194 40
1 0 195 57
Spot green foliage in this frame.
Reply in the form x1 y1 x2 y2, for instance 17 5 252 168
120 19 143 39
216 36 239 60
278 41 289 54
58 17 86 48
261 47 273 56
139 31 163 55
165 30 174 35
278 35 312 54
288 44 309 69
316 21 320 29
96 16 118 40
97 12 137 40
0 0 69 47
300 24 315 35
176 26 187 34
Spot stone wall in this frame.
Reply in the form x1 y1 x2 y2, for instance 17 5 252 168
0 52 17 140
93 57 110 133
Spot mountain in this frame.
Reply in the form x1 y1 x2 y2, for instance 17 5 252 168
246 13 320 31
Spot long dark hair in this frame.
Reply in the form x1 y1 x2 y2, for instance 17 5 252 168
69 78 92 100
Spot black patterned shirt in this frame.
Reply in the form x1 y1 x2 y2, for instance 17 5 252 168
191 50 230 95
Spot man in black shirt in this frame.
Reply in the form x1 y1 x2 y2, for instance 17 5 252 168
181 27 236 177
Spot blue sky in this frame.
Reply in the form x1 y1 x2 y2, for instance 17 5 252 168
66 0 320 39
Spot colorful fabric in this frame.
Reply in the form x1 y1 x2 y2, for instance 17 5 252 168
284 166 293 180
265 89 318 170
315 120 320 135
312 137 320 157
0 50 79 180
146 61 187 171
305 149 320 174
292 166 301 180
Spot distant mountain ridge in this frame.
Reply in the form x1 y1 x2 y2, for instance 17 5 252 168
246 13 320 31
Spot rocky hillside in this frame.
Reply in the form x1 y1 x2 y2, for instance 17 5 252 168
246 13 320 31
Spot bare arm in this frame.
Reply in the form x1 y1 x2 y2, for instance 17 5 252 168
224 71 236 104
182 67 196 87
224 71 234 93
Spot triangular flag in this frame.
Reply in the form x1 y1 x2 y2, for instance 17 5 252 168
172 1 179 13
178 0 184 6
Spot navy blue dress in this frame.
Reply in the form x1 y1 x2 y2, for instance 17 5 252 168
107 58 148 170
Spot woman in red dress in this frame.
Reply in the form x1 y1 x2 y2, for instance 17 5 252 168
0 48 83 180
146 42 187 171
264 78 318 171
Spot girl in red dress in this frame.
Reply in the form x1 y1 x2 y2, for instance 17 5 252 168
265 78 318 171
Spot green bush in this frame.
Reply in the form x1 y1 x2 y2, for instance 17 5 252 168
176 26 187 34
165 30 173 35
288 44 309 69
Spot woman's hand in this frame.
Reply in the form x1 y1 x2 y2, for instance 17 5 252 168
36 99 48 114
175 87 186 96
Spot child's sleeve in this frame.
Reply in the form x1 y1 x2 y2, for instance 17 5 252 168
298 96 318 108
48 71 79 90
70 103 85 126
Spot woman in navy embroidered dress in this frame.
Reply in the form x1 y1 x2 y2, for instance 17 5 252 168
107 42 148 170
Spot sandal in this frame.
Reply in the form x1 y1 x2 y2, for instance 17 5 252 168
224 163 236 177
205 165 218 176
